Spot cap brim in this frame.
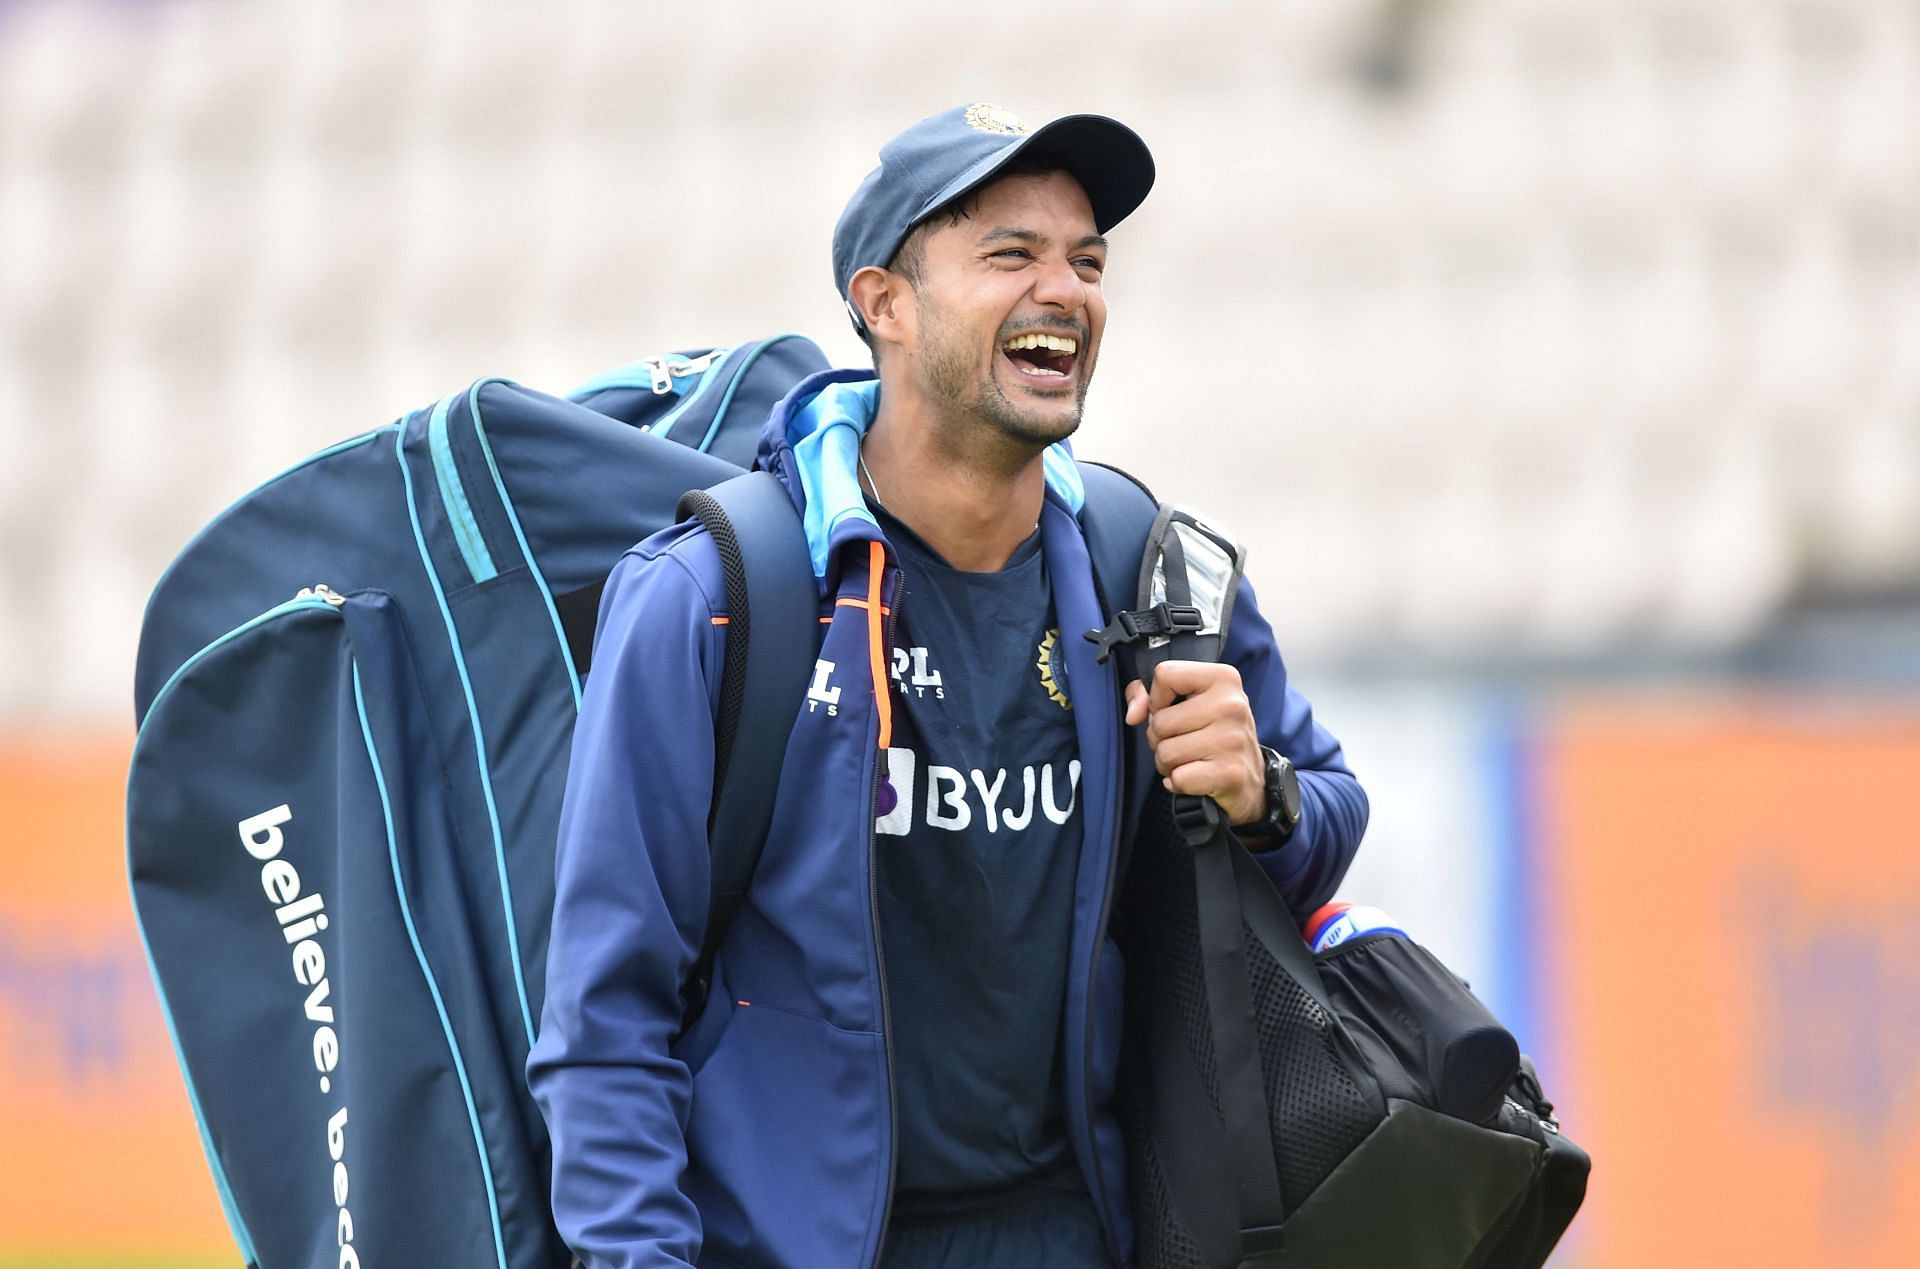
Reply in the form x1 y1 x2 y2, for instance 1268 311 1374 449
913 113 1156 236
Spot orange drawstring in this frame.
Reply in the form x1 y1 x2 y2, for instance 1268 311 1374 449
865 541 892 750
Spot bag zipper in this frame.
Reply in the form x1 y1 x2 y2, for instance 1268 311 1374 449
643 351 717 395
139 588 348 739
566 350 720 402
294 583 348 607
648 349 732 442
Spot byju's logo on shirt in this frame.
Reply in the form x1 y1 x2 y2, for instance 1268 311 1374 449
875 747 1081 837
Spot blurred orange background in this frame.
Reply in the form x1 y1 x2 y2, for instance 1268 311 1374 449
0 736 231 1263
1545 703 1920 1267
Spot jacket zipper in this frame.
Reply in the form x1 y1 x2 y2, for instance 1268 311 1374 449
861 536 1127 1260
866 553 903 1268
1082 842 1125 1258
1078 560 1128 1259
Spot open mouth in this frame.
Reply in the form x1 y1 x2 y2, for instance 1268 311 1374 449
1000 331 1079 385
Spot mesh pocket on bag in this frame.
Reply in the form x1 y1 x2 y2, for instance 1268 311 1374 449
1118 790 1382 1264
1244 928 1378 1207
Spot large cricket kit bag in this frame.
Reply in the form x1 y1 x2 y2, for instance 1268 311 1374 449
1081 495 1591 1269
126 335 830 1269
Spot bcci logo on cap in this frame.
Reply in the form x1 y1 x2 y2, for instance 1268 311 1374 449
964 103 1027 136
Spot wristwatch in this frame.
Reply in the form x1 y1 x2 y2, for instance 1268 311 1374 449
1232 746 1301 846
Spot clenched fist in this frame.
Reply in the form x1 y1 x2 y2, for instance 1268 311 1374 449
1123 660 1267 828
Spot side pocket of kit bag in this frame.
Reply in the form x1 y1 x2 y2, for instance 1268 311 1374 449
1313 933 1522 1126
130 592 358 1267
129 589 523 1269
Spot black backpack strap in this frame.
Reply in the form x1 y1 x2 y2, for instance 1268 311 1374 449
1075 461 1159 618
675 471 817 1011
1079 460 1292 1249
1075 460 1164 890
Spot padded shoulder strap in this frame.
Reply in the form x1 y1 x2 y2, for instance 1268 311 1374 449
1075 460 1159 618
675 472 817 998
1075 460 1163 885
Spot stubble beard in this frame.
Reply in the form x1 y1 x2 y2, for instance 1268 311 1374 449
917 297 1091 455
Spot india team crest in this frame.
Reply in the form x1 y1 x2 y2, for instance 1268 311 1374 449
1036 628 1070 710
964 103 1028 136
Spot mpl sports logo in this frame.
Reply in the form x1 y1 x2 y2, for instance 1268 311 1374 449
818 633 1065 715
809 647 947 714
807 659 842 715
891 645 944 699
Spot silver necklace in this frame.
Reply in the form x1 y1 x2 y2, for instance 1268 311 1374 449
859 449 885 507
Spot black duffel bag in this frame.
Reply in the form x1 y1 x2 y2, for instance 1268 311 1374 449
1089 501 1589 1269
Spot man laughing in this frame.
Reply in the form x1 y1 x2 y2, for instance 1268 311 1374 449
529 103 1369 1268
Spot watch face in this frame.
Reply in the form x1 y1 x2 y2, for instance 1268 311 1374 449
1275 755 1302 826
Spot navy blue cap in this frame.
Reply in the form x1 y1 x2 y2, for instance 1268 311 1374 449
832 103 1155 325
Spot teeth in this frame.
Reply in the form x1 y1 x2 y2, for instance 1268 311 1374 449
1003 333 1077 355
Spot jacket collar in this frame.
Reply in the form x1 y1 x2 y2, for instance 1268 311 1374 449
761 368 1088 579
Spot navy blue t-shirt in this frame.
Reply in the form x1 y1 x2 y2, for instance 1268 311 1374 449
870 507 1106 1261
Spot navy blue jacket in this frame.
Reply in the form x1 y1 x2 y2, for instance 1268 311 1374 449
527 372 1370 1267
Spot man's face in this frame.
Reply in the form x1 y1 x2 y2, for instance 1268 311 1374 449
901 169 1108 450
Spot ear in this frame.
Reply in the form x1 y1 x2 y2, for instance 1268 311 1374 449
848 265 914 351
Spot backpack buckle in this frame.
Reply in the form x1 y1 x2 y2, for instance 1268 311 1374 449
1083 602 1206 663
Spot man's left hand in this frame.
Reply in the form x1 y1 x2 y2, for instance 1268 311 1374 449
1123 660 1267 826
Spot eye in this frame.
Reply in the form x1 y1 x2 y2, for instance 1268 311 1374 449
990 248 1034 262
1073 256 1106 276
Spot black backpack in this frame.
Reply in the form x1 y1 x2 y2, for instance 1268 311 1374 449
1076 473 1591 1269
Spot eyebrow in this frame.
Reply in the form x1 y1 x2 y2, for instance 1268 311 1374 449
977 227 1110 254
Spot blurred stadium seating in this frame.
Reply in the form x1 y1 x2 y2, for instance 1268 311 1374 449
0 0 1914 723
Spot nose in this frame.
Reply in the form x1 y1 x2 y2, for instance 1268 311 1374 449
1029 253 1090 314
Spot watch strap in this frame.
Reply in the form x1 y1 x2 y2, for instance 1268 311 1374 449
1232 746 1298 843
